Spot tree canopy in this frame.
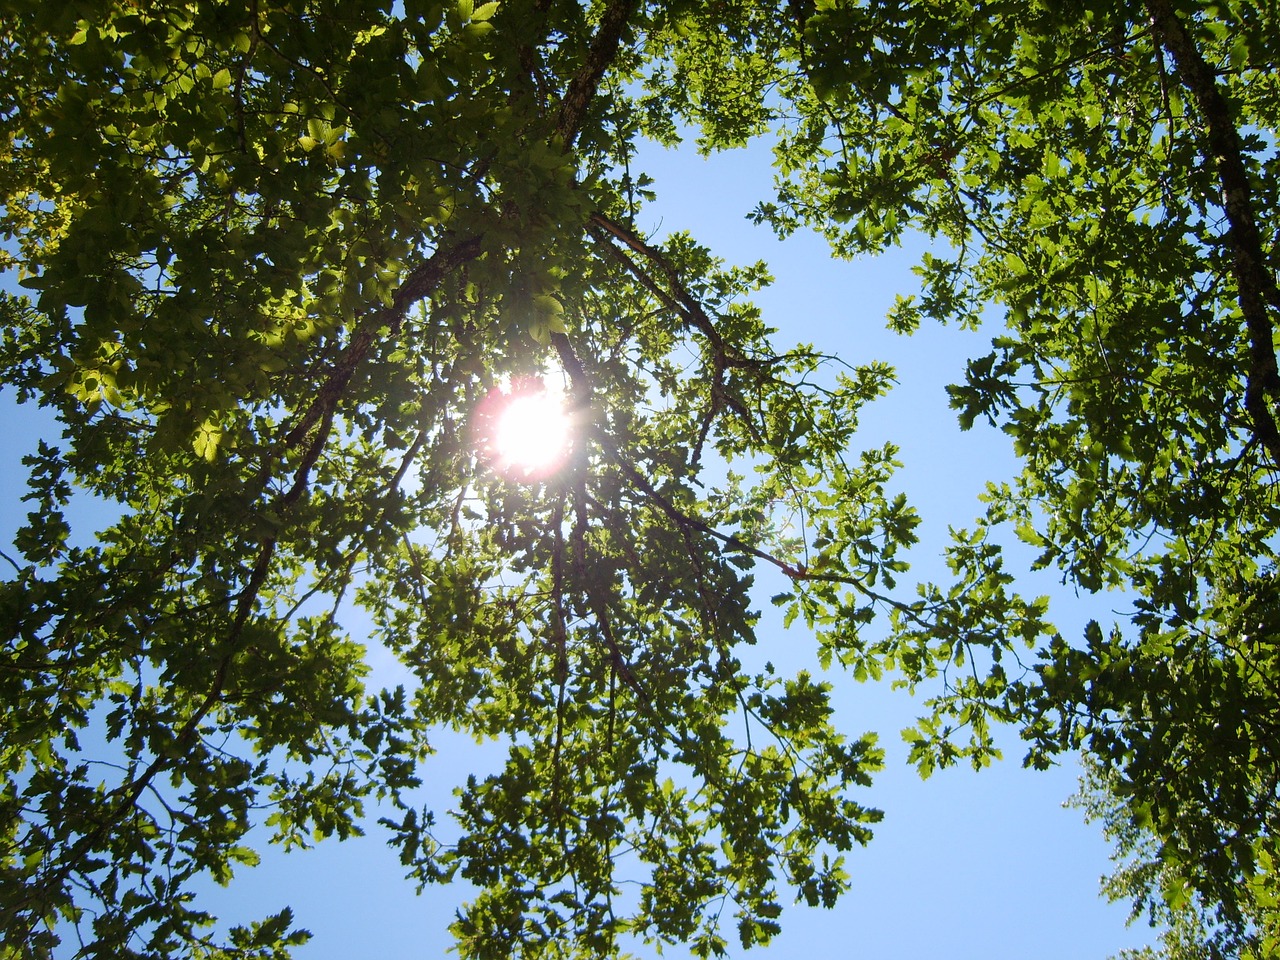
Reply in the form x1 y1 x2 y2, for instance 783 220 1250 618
1 1 1278 958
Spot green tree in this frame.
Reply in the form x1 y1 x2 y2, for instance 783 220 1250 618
738 1 1280 956
0 2 912 957
2 1 1279 959
1070 756 1275 960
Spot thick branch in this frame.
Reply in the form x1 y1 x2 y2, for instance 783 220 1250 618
1144 0 1280 465
550 329 591 405
587 213 769 452
282 235 484 453
589 212 735 357
196 235 485 742
554 0 641 146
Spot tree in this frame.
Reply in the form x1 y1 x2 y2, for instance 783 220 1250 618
0 3 913 956
1070 756 1274 960
745 1 1280 956
1 2 1277 959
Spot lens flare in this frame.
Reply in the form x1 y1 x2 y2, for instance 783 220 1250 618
476 379 573 481
495 392 570 473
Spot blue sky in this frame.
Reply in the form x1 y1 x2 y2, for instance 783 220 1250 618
0 134 1160 958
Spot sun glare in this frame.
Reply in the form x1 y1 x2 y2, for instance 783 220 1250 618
478 380 573 480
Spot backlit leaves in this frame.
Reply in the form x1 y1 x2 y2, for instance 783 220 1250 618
0 2 904 957
4 1 1278 958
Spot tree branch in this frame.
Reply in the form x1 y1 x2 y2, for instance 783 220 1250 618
555 0 641 147
18 234 488 944
281 235 485 454
588 212 735 358
1144 0 1280 466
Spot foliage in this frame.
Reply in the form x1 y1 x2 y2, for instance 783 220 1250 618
0 2 900 957
732 0 1280 956
2 0 1279 958
1071 756 1277 960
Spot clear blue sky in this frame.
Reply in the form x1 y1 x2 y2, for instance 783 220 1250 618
0 136 1159 958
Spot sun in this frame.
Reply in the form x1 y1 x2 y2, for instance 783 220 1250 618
477 379 574 480
495 392 571 473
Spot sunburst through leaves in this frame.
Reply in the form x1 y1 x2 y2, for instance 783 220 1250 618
475 377 574 481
